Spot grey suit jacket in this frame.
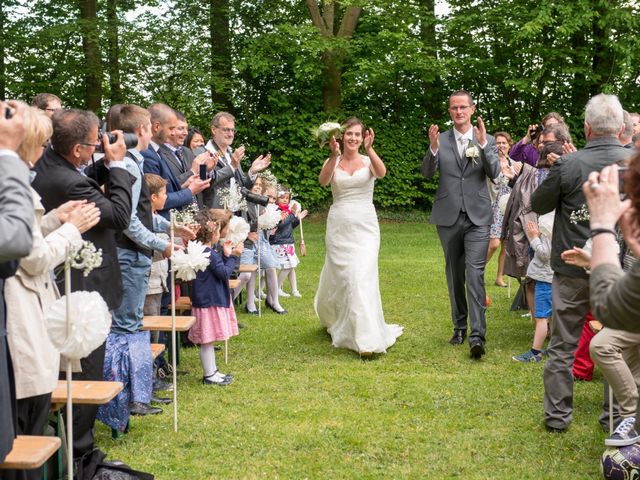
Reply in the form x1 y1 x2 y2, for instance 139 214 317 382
201 142 254 209
0 152 34 261
158 144 193 185
421 129 500 227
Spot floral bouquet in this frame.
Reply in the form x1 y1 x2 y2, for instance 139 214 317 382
172 202 200 226
258 203 282 230
171 240 211 281
69 241 103 277
217 184 248 212
312 122 343 148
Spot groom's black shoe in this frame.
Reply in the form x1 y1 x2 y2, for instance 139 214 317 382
469 339 486 359
449 330 466 345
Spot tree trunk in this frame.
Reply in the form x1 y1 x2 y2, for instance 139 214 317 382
209 0 233 111
79 0 102 112
307 1 361 112
106 0 122 105
418 0 438 120
591 2 614 96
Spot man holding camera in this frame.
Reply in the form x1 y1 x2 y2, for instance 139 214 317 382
32 108 133 459
202 111 271 209
531 93 629 433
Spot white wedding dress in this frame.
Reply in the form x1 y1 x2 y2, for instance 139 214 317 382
314 155 403 353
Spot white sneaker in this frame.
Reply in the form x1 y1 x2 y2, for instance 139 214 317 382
278 289 290 297
291 291 302 298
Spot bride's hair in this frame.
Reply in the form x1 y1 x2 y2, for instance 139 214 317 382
341 117 365 135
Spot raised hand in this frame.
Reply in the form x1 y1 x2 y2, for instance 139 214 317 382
428 124 440 151
329 135 341 160
297 209 308 220
249 152 271 175
231 145 245 169
0 101 26 151
231 242 244 257
175 224 197 241
191 151 217 174
562 141 577 155
363 128 375 151
560 247 591 268
187 175 211 195
102 130 126 164
525 220 539 239
473 117 487 147
222 240 234 257
523 124 537 144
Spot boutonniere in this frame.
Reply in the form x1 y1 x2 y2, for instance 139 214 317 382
465 145 480 165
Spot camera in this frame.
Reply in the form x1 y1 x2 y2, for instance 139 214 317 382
241 186 269 207
4 107 13 119
95 129 138 153
619 166 629 198
529 124 544 141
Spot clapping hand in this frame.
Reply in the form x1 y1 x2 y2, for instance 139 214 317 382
297 209 308 221
67 202 101 233
231 146 245 169
55 200 88 223
473 117 487 147
363 128 375 151
428 124 440 151
525 220 539 239
249 152 271 175
560 247 591 268
175 224 197 242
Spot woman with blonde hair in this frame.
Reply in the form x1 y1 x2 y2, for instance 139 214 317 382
3 103 101 480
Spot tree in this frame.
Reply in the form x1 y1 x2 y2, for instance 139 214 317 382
78 0 102 112
306 0 361 112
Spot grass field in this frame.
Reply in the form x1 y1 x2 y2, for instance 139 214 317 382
96 219 607 479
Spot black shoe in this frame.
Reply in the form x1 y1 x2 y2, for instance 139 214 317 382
265 300 288 315
151 395 172 405
449 330 466 345
129 402 162 416
469 339 485 359
202 371 233 386
244 305 259 316
545 424 567 433
214 345 221 351
153 379 173 392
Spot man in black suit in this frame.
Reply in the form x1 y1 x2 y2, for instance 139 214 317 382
532 93 630 433
32 109 133 459
421 90 500 359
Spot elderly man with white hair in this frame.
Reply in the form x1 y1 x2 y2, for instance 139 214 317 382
532 93 630 433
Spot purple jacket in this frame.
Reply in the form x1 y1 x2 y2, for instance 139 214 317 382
510 139 538 167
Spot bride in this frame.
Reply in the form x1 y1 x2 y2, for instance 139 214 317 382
314 117 403 355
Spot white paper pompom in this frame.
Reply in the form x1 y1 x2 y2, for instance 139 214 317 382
258 204 282 230
224 216 250 244
171 240 211 281
47 291 111 360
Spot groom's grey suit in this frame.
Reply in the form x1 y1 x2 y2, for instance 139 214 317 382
421 129 500 343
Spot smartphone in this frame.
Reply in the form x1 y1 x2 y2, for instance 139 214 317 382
199 163 207 181
619 166 629 197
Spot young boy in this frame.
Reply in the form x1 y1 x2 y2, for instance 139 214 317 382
512 213 554 362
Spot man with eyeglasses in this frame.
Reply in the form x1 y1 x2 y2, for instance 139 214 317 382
421 90 500 360
32 108 134 461
31 93 62 119
202 111 271 209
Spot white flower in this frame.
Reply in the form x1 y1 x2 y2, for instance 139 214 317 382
258 169 278 190
224 216 250 244
171 203 199 226
570 204 590 225
465 145 480 165
47 291 111 360
69 241 103 277
171 240 211 281
258 203 282 230
312 122 343 148
217 185 248 212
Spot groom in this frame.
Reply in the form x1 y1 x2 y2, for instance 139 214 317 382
421 90 500 359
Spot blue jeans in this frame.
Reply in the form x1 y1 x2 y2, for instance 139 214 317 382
111 248 152 334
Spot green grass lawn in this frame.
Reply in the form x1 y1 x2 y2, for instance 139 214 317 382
96 220 607 479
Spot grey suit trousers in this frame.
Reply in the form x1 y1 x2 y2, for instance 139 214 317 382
436 211 489 341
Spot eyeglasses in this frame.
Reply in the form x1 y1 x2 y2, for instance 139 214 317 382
79 141 100 148
215 126 236 134
448 106 471 112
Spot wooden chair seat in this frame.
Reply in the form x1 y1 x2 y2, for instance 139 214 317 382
51 380 124 406
0 436 61 470
142 315 196 332
229 279 240 289
239 264 258 273
151 343 165 359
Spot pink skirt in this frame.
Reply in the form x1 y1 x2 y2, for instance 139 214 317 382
188 304 239 344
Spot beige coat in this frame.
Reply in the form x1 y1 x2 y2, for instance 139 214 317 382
4 188 82 399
